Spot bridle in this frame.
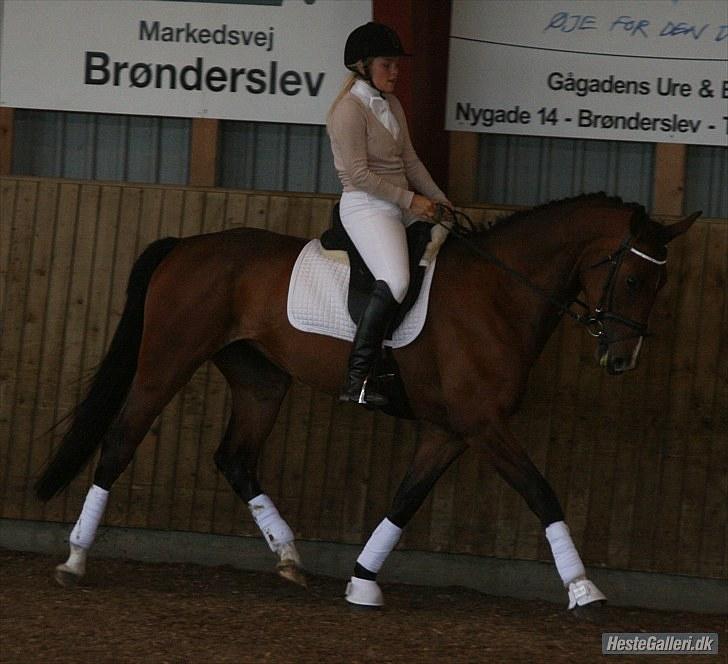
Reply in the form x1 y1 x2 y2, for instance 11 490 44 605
582 233 666 347
434 205 667 348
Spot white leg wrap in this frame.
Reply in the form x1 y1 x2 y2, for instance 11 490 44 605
356 518 402 574
57 544 88 578
69 485 109 550
545 521 586 587
248 494 295 554
276 541 302 567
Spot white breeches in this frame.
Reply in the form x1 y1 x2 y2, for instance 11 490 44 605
340 191 410 303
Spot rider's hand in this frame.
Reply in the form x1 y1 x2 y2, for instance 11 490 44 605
409 194 436 219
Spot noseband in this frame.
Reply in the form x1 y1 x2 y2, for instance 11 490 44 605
436 206 666 347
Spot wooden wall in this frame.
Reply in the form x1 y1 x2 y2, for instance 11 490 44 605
1 176 725 580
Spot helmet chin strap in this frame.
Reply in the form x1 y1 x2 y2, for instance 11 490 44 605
355 61 386 96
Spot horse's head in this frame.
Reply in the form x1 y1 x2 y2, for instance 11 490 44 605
578 209 700 375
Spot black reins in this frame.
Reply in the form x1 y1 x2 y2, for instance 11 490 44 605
433 205 658 345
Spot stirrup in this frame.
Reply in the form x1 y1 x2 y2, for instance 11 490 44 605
357 377 368 404
339 376 388 407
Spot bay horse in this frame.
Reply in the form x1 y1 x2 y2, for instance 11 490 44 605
34 193 697 613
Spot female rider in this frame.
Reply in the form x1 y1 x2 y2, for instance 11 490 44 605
327 21 450 407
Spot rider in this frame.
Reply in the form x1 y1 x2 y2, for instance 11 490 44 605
327 21 451 407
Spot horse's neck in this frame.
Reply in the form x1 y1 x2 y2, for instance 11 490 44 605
474 212 613 352
484 213 591 296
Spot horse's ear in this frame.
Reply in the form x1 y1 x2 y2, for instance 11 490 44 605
660 211 701 244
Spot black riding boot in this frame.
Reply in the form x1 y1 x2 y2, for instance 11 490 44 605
339 280 399 407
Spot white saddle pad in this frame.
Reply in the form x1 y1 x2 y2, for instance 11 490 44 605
287 239 437 348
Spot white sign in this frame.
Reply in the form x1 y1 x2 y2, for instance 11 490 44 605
0 0 371 124
446 0 728 146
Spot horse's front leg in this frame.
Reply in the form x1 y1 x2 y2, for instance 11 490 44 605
467 417 606 613
345 429 466 607
213 343 306 586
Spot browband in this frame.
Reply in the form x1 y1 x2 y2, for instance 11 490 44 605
630 247 666 265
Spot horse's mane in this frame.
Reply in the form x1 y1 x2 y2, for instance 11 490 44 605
462 192 650 237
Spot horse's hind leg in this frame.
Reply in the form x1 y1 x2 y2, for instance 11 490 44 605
346 428 467 606
56 334 217 586
212 342 305 586
469 418 606 614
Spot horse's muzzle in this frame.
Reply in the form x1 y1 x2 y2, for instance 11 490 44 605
598 336 644 375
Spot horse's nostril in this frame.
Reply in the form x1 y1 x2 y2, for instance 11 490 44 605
613 357 629 372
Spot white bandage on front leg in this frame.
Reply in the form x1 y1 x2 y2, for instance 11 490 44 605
545 521 586 587
69 484 109 550
356 518 402 574
248 494 295 554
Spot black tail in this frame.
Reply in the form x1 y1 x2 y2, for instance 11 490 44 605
34 237 181 501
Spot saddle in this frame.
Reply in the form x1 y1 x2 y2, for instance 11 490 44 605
318 203 436 420
320 203 433 334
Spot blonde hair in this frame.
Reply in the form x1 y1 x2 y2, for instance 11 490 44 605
326 72 358 123
326 57 377 123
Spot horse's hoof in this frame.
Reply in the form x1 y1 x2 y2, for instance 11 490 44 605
345 576 384 608
348 602 382 612
277 562 308 588
54 567 82 588
571 600 607 623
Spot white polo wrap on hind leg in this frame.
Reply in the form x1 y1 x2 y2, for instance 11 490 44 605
356 518 402 574
545 521 586 586
248 494 295 554
69 484 109 550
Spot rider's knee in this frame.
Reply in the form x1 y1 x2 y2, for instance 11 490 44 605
387 272 409 304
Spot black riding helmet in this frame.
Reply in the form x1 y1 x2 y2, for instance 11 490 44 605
344 22 411 72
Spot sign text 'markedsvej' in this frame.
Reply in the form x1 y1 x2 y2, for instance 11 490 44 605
0 0 371 124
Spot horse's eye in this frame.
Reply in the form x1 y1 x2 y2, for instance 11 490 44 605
626 275 639 291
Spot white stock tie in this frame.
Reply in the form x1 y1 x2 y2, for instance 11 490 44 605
369 96 399 139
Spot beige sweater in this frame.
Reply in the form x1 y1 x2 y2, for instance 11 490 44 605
327 92 446 210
